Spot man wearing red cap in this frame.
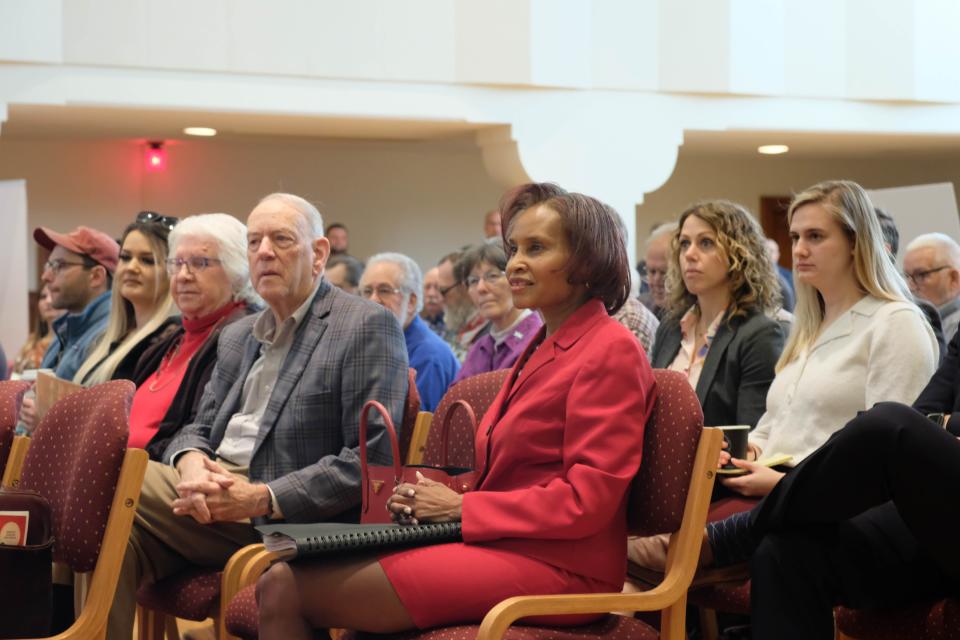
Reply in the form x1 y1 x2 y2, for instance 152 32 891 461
32 225 118 380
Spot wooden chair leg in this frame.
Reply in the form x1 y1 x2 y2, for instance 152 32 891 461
698 606 720 640
164 616 179 640
137 605 166 640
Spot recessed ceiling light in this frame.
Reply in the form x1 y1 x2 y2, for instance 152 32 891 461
183 127 217 137
758 144 789 155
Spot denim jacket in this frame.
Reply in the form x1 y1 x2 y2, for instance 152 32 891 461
41 290 112 381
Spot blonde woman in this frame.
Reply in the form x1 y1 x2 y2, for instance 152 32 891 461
74 213 179 385
719 180 937 498
650 200 786 428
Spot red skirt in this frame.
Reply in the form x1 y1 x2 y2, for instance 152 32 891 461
379 542 618 629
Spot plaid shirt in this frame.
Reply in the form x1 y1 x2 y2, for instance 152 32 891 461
612 296 660 353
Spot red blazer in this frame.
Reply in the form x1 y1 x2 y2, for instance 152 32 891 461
461 298 657 585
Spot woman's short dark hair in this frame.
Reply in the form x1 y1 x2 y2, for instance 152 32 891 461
454 241 507 285
499 182 631 314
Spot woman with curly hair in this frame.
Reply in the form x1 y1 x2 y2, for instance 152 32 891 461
649 200 786 429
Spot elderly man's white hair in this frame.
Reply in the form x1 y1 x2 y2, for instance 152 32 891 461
366 252 425 315
645 221 678 249
258 192 325 239
169 213 262 305
905 232 960 266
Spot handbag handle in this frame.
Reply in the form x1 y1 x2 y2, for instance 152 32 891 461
359 399 403 516
438 399 477 468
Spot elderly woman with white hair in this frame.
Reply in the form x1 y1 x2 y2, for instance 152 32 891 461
360 252 460 411
127 213 261 457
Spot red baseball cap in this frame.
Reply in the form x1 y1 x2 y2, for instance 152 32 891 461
34 226 120 274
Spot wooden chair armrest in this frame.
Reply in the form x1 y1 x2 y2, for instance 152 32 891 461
51 447 148 640
219 543 275 640
406 411 433 465
1 434 31 488
478 428 724 640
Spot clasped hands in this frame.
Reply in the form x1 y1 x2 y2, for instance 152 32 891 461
717 440 784 497
172 452 270 524
386 471 463 526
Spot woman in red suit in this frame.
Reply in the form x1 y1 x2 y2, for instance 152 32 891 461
256 183 658 638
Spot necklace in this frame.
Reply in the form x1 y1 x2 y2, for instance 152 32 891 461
147 336 184 393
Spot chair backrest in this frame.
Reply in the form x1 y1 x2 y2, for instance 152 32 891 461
628 368 705 536
19 379 136 572
424 368 509 468
397 368 421 463
0 380 31 476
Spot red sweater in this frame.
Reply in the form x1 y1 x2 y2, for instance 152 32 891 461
128 302 242 449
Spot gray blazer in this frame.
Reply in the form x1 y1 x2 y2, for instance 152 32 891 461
650 309 785 428
164 279 409 523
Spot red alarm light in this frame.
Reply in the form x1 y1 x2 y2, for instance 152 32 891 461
145 142 166 172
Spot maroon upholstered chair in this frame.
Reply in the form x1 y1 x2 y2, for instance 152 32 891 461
136 371 421 640
16 379 148 639
224 368 723 640
424 369 510 468
0 379 32 486
835 598 960 640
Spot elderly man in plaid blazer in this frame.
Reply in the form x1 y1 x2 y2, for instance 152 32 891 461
108 193 409 639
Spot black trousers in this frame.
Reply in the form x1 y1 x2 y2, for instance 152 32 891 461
748 402 960 640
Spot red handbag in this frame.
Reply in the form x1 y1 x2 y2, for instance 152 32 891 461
359 399 479 524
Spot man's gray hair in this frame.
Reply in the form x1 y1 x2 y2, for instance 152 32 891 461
905 232 960 267
366 252 424 315
258 193 325 239
645 222 678 250
169 213 262 305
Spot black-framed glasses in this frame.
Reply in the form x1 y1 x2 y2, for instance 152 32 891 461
165 256 222 276
439 282 461 297
904 265 950 286
44 258 90 275
360 285 404 299
137 211 179 231
465 270 506 289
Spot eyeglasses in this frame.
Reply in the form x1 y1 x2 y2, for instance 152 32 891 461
438 282 461 297
904 265 950 286
165 256 222 276
137 211 179 231
43 259 90 275
465 270 506 289
360 285 404 299
637 264 668 281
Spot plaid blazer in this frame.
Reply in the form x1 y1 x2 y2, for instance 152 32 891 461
164 279 409 523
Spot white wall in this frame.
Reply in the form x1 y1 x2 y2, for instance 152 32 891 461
0 136 505 284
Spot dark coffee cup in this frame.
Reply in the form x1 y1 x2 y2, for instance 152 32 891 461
718 425 750 469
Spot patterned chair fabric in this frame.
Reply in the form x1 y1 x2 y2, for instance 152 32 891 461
628 369 704 536
18 379 135 572
136 568 223 622
836 598 960 640
224 584 259 640
346 615 661 640
424 369 509 468
0 380 31 474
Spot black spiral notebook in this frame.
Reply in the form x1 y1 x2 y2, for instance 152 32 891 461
256 522 463 559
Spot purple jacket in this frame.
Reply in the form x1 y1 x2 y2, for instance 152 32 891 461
453 312 543 383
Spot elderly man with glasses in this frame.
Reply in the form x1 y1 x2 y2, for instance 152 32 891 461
904 233 960 341
361 252 460 411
